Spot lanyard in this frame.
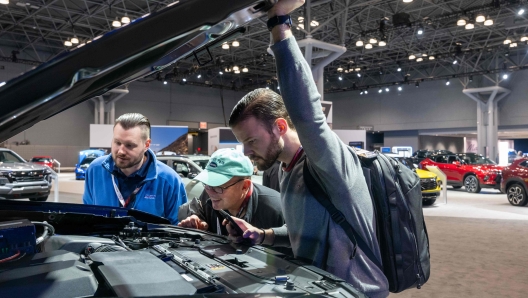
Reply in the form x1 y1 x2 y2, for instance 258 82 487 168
111 175 143 208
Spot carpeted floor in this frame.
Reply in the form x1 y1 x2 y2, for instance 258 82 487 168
391 216 528 298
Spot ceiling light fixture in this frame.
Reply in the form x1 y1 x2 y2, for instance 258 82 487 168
234 69 240 74
453 58 458 65
504 38 512 45
222 43 229 49
197 74 201 78
429 55 435 60
163 80 167 85
521 37 528 42
64 40 72 47
232 40 240 47
356 40 364 47
510 42 518 48
457 17 467 26
465 22 474 30
378 40 387 46
369 38 378 44
475 14 486 22
398 86 402 91
219 71 223 75
112 17 122 28
446 79 450 86
298 16 304 22
0 0 9 4
415 82 419 88
484 18 493 26
385 87 389 92
502 73 509 79
409 54 416 60
232 65 239 71
70 36 79 44
416 57 423 62
417 27 424 35
365 43 373 49
355 67 361 72
338 76 343 81
310 20 319 27
378 89 382 93
121 14 131 24
403 0 413 3
337 66 343 72
242 67 248 73
519 8 525 15
357 73 362 77
364 90 368 94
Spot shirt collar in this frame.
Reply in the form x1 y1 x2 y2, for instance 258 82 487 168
282 146 304 172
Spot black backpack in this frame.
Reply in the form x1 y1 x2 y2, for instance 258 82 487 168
303 149 430 293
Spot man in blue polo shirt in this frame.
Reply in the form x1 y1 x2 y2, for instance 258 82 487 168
83 113 187 224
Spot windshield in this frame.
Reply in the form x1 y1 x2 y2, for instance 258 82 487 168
461 154 496 165
191 159 209 170
80 157 98 166
31 158 51 162
0 151 26 163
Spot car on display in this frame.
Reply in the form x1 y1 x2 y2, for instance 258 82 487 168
500 158 528 206
0 2 369 297
388 155 442 206
411 149 454 163
420 153 503 193
156 155 206 199
0 148 52 201
74 149 106 180
29 156 57 171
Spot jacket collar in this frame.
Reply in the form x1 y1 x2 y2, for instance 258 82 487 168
102 148 158 182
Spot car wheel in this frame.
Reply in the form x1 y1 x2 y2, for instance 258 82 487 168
507 184 528 206
29 196 48 202
464 175 481 193
452 186 462 189
423 198 436 206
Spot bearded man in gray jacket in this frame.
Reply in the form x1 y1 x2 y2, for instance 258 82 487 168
226 0 389 297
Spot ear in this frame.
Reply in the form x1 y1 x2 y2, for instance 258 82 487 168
275 118 288 136
145 139 151 150
242 179 252 190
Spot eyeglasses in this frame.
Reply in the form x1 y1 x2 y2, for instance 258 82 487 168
202 179 245 194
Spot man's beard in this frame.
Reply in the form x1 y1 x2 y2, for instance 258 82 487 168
113 153 144 170
253 134 283 171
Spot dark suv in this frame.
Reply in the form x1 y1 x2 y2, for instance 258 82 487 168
412 149 453 163
500 158 528 206
0 148 52 201
420 153 503 193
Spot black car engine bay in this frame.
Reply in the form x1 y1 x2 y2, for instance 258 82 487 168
0 202 366 298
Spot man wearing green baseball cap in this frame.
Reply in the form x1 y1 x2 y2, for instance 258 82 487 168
178 148 285 240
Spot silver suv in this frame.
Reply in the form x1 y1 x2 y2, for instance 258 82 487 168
0 148 52 201
156 155 208 199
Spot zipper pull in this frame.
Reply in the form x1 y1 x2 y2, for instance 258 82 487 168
416 274 422 289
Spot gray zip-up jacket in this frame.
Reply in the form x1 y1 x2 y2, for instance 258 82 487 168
269 36 389 298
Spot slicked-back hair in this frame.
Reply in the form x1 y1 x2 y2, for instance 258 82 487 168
114 113 151 141
229 88 295 133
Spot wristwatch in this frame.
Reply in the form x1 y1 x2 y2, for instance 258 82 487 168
267 15 292 31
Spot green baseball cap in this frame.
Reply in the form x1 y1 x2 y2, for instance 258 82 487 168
194 148 253 186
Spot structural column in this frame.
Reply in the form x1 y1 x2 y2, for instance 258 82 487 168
463 86 510 161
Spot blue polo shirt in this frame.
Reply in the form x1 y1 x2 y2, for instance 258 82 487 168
111 154 152 204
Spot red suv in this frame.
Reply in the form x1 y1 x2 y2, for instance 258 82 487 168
420 153 503 193
30 156 55 171
500 158 528 206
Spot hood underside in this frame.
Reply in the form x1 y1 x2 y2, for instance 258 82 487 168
0 0 273 142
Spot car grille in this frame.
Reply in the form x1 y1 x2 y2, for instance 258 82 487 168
10 170 46 183
420 178 437 191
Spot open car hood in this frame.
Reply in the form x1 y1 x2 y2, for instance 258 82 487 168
0 0 274 142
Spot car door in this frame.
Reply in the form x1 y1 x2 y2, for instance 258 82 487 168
434 155 457 182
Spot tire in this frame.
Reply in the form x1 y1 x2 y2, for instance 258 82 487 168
30 196 48 202
464 175 481 193
423 198 436 206
507 184 528 206
452 186 462 189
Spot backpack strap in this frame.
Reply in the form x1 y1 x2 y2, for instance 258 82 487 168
302 159 382 269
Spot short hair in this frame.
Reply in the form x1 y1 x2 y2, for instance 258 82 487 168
114 113 151 141
229 88 295 133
